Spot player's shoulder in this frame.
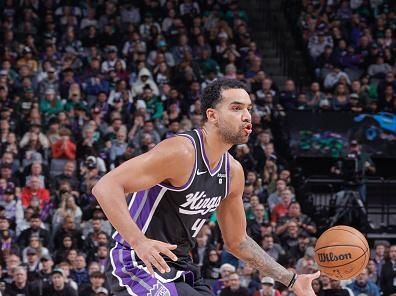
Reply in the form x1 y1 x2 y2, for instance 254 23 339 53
153 134 196 162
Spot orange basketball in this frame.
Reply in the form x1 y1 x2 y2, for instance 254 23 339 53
314 225 369 280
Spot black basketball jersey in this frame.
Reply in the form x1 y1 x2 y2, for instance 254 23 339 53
112 129 230 259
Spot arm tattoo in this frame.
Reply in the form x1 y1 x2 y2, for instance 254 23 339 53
235 236 293 286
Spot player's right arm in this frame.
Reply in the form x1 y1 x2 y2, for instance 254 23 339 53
92 136 195 275
217 157 319 295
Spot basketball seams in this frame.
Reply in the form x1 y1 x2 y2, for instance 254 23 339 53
349 252 369 279
320 227 369 252
315 244 364 252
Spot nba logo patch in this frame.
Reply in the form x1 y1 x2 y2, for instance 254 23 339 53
147 282 171 296
219 178 222 184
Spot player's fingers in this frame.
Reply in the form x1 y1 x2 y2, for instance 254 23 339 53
152 252 170 273
160 247 178 262
158 241 178 250
149 254 167 274
143 259 155 276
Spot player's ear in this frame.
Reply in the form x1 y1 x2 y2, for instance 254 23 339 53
206 108 218 123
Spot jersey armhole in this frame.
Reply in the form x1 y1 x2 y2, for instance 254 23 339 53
158 133 197 192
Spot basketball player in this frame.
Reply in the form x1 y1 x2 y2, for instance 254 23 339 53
93 79 319 295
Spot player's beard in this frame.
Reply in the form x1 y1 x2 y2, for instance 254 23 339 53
217 120 248 144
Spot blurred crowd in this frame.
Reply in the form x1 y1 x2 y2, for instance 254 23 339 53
296 0 396 113
0 0 394 296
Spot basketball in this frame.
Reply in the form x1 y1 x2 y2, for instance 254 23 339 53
314 225 369 280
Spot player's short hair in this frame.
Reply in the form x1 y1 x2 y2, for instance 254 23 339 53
201 78 247 121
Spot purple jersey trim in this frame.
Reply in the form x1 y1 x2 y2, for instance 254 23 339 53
110 243 179 295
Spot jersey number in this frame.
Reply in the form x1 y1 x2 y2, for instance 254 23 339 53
191 218 206 238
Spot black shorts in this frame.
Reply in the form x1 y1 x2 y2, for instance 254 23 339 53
106 243 212 296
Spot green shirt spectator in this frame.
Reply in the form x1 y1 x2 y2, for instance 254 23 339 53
40 89 63 116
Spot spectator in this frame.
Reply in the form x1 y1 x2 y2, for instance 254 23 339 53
276 202 317 237
108 130 127 164
288 233 311 262
219 272 249 296
368 56 392 79
23 246 40 278
212 263 235 296
202 249 221 282
37 254 54 286
83 218 108 254
79 271 106 296
279 220 301 251
21 234 50 264
51 128 76 160
253 276 281 296
261 234 285 262
21 176 50 209
271 188 293 226
4 266 40 296
295 247 318 274
57 261 78 292
324 67 351 90
53 216 83 251
43 268 78 296
0 183 23 225
39 88 63 117
348 268 381 296
52 193 82 231
323 279 354 296
367 259 379 285
247 203 269 244
379 244 396 296
54 161 79 191
17 214 50 248
53 234 75 265
70 254 89 286
132 68 160 97
267 179 287 212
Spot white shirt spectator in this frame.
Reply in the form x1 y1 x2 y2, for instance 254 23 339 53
308 34 333 59
101 58 126 73
324 69 351 89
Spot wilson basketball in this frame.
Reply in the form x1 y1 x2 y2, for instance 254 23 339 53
314 225 369 280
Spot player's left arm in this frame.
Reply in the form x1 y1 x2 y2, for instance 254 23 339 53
216 157 319 295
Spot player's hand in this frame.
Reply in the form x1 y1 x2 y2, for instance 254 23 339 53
134 238 178 275
292 271 320 296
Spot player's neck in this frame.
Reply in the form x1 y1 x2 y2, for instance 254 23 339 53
201 126 231 170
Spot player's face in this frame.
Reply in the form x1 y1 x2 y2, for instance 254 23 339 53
214 88 252 144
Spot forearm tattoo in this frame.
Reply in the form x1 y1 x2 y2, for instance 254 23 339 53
236 236 293 286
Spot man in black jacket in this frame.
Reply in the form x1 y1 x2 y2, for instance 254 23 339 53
17 214 50 249
4 266 41 296
219 272 249 296
380 244 396 296
79 271 106 296
43 269 78 296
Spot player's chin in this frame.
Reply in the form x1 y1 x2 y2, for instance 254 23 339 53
237 135 249 144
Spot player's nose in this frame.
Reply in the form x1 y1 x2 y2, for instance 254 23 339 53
242 109 251 122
